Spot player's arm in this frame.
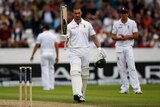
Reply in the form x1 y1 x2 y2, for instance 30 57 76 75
91 35 106 58
121 32 138 40
54 42 59 64
111 33 125 41
30 43 40 61
64 27 70 48
91 35 100 48
121 21 138 40
111 23 125 41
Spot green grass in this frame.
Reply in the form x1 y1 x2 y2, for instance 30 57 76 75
0 84 160 107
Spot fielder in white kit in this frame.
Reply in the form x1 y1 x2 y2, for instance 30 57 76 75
61 6 105 102
111 7 142 94
30 25 59 90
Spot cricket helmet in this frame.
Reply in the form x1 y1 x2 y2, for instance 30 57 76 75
95 58 106 68
95 48 107 68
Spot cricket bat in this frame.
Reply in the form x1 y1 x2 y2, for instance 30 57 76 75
60 5 67 49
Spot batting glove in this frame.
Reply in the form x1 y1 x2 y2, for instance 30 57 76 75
98 48 106 58
60 34 67 42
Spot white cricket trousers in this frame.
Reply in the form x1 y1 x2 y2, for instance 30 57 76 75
41 52 55 90
69 48 90 96
116 46 141 92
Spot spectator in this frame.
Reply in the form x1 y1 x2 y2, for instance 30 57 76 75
101 33 114 47
13 20 23 42
0 22 12 48
150 34 160 48
31 13 41 39
142 10 153 29
103 14 113 33
41 5 55 29
0 0 160 48
97 29 106 45
10 0 22 21
21 6 33 29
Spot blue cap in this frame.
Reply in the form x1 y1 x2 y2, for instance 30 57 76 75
119 7 128 14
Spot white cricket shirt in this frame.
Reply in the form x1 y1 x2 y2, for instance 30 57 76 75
36 31 57 53
67 19 96 48
112 18 138 47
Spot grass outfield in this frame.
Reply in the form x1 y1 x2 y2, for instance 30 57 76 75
0 84 160 107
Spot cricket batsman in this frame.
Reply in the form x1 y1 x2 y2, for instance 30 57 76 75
61 6 106 102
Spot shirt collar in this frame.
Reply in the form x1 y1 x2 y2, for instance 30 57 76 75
119 18 130 25
72 18 85 25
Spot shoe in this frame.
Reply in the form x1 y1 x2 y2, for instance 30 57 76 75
119 90 129 94
73 94 85 103
134 88 142 94
43 88 50 91
50 87 55 90
134 91 142 94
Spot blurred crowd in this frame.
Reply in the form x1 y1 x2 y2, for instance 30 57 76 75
0 0 160 48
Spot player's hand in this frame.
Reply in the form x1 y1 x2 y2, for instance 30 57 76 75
122 35 130 40
60 34 67 42
119 34 125 40
98 48 106 58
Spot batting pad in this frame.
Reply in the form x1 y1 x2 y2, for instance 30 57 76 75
82 67 89 97
71 75 83 96
70 64 81 76
70 64 82 96
82 67 89 79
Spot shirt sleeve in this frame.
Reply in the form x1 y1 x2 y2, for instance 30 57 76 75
36 34 41 44
67 26 71 38
132 21 138 33
112 23 117 34
54 35 58 42
89 23 96 36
